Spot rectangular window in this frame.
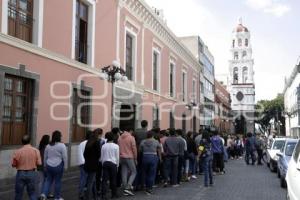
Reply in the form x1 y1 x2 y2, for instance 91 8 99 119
8 0 34 42
182 72 187 101
153 51 159 91
200 82 204 94
152 107 160 129
2 75 32 145
125 33 134 81
192 79 196 102
72 88 90 142
182 114 186 133
169 111 175 129
75 0 88 64
169 62 175 97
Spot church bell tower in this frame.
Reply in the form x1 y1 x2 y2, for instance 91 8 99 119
228 18 255 135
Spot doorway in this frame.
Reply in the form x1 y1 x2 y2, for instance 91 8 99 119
119 104 136 131
235 115 246 135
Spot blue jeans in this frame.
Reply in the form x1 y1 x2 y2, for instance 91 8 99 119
177 155 185 183
203 156 213 186
42 162 64 199
245 150 256 165
142 154 158 189
188 153 196 175
79 165 88 197
15 170 37 200
164 156 178 185
85 172 96 200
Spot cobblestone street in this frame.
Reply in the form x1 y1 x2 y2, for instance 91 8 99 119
1 157 286 200
65 159 285 200
113 159 285 200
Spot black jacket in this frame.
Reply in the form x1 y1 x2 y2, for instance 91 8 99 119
84 139 101 172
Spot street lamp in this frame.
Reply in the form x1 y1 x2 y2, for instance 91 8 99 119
186 101 197 132
100 60 128 128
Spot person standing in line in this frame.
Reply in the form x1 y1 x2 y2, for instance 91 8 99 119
245 132 257 165
78 131 92 199
195 130 203 175
94 128 106 196
133 120 148 190
84 131 101 200
37 135 52 198
255 134 264 165
211 129 225 174
176 129 187 184
186 131 198 179
198 131 213 187
139 131 162 195
12 135 42 200
40 131 67 200
101 132 120 200
118 127 137 196
111 127 122 188
163 128 181 187
135 120 148 147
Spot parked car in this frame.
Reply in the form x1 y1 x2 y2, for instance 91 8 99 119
276 138 298 188
286 139 300 200
266 137 286 172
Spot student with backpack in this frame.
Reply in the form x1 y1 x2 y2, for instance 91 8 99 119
198 130 213 187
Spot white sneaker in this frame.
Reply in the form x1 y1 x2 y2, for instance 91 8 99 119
191 175 197 179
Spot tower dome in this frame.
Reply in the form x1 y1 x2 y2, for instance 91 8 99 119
234 17 249 33
235 24 249 32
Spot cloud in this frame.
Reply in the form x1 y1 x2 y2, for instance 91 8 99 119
145 0 216 36
246 0 291 17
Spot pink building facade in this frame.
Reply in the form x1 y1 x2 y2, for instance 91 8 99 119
0 0 203 179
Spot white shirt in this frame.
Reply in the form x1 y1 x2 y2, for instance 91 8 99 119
78 140 87 166
101 142 119 167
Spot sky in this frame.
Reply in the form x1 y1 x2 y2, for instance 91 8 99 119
145 0 300 101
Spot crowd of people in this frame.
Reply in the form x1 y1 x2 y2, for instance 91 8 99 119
13 120 267 200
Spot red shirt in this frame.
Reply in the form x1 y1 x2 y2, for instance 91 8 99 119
12 144 42 170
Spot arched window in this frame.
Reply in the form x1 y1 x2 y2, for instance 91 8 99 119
234 52 238 60
242 51 247 58
238 38 242 47
245 39 248 47
242 67 248 83
233 67 238 84
232 40 235 47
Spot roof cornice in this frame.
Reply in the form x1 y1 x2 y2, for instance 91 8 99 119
120 0 203 71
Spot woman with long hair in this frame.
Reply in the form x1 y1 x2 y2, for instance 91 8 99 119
37 135 50 196
40 130 67 200
83 131 101 200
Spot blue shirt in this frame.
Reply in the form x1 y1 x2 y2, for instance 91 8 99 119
211 136 224 153
246 137 256 152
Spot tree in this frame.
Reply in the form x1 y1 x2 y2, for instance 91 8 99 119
255 94 285 135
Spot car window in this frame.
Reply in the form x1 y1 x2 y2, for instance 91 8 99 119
293 141 300 162
285 142 297 156
272 140 285 150
280 142 286 153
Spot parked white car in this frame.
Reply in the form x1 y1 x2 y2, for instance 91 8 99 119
286 139 300 200
266 137 286 172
